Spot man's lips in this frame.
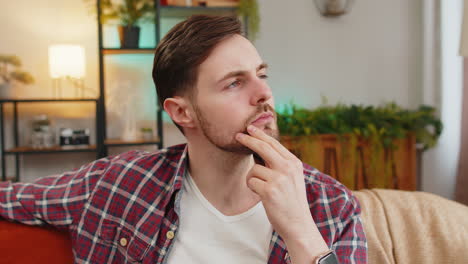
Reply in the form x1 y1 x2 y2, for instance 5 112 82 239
251 112 274 126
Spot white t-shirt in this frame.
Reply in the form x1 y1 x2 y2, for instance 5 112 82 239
166 173 273 264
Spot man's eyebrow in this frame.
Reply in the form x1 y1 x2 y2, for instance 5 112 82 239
257 63 268 71
217 63 269 83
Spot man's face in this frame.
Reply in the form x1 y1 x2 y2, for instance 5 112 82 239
191 34 279 154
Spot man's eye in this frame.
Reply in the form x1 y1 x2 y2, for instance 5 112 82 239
259 74 269 79
227 80 241 89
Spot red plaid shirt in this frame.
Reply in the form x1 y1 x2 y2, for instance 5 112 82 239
0 144 367 263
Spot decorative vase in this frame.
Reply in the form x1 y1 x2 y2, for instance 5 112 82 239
118 26 140 48
31 115 55 148
314 0 354 17
122 119 138 142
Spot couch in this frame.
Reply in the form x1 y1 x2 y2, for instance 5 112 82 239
354 189 468 263
1 189 467 264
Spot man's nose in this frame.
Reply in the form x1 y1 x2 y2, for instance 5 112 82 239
249 77 272 105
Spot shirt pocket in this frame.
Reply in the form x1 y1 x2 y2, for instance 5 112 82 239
99 219 151 263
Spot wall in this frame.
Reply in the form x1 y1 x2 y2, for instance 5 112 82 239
256 0 423 108
0 0 99 99
1 0 458 200
421 0 463 200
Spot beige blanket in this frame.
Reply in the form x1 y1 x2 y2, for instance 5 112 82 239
354 189 468 264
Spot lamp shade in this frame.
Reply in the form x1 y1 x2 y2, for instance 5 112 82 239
461 0 468 56
49 45 85 78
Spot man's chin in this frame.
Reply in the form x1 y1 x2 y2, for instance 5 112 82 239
246 124 279 139
219 128 279 154
262 127 280 141
218 144 255 155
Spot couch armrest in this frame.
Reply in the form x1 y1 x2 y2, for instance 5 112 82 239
0 220 73 264
354 189 468 264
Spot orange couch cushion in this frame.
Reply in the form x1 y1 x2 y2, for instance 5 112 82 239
0 220 73 264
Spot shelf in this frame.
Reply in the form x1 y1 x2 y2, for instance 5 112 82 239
102 48 155 55
0 176 16 182
0 98 99 103
105 138 161 147
160 6 237 17
5 145 97 154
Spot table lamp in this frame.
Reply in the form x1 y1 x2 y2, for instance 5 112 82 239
48 45 86 98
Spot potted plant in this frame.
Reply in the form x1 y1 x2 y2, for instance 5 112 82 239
171 0 260 41
85 0 155 48
277 102 443 190
0 55 34 98
237 0 260 41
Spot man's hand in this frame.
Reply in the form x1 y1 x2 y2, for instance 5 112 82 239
236 125 329 264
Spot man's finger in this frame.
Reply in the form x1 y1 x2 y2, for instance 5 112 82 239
246 125 296 160
249 164 274 182
236 132 283 168
246 177 267 196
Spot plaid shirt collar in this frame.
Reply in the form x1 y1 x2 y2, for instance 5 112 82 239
164 144 290 263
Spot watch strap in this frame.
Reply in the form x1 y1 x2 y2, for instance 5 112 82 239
314 249 339 264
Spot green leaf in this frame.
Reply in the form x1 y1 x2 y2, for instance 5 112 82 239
277 101 443 151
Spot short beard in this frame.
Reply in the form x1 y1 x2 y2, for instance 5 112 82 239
194 103 280 155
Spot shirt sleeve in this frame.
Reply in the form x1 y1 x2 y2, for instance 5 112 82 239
332 190 368 264
0 157 110 229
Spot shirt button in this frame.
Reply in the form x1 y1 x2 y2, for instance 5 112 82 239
166 231 175 240
120 237 128 247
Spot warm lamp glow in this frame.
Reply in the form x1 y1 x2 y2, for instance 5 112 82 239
48 45 85 78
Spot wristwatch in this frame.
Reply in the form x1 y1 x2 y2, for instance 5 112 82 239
314 250 339 264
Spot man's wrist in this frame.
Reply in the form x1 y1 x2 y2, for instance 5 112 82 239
284 232 329 264
313 250 340 264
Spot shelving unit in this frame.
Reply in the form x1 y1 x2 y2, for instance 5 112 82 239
0 98 100 181
102 48 155 55
158 5 239 17
95 0 244 158
96 0 161 158
0 2 248 182
4 146 98 155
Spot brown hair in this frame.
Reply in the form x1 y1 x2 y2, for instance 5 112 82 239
152 15 243 108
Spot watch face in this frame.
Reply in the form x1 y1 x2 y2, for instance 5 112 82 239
319 251 339 264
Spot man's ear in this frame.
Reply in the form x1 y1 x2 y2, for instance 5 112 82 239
163 97 196 129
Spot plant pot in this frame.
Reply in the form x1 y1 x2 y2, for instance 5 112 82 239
314 0 353 17
118 26 140 48
281 134 417 191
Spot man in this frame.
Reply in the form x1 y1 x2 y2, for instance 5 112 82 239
0 15 366 263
